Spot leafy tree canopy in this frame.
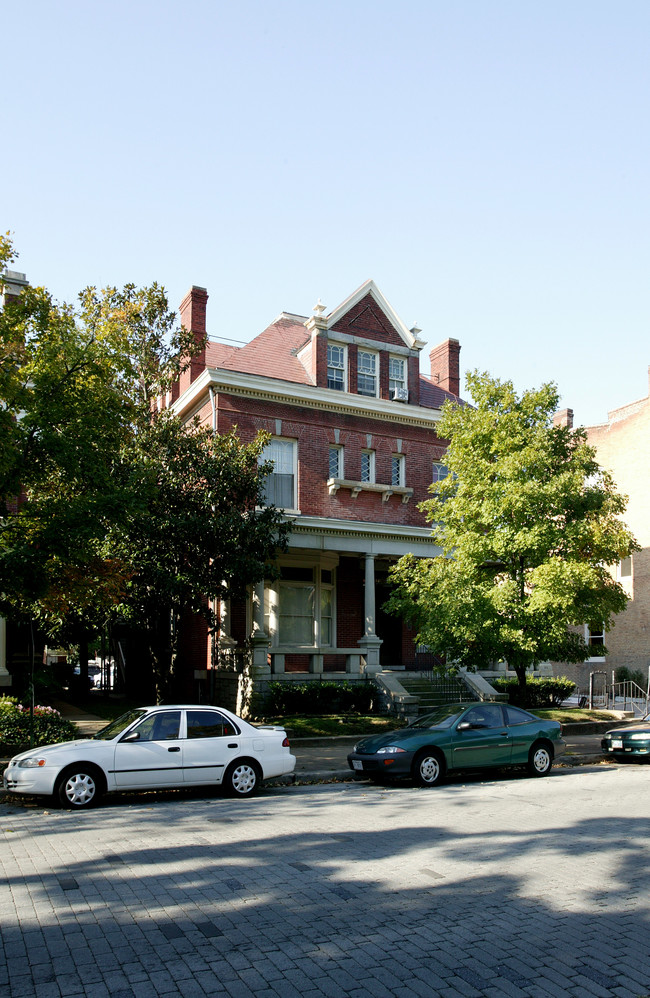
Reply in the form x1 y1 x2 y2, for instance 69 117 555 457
386 371 638 686
0 234 289 697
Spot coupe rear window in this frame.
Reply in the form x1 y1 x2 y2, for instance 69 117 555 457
504 706 536 725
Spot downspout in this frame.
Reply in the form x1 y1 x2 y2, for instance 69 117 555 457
208 385 217 436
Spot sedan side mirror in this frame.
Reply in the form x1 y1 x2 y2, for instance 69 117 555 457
121 731 141 743
456 721 471 731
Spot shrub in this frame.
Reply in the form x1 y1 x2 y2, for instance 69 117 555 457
0 696 78 749
263 681 375 716
491 677 575 708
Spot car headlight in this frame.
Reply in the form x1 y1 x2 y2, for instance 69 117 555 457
376 746 406 755
628 733 650 741
18 757 47 768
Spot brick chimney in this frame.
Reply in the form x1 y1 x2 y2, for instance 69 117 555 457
1 270 29 307
553 408 574 429
178 285 208 395
429 339 460 396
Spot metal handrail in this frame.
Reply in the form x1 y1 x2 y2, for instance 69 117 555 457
607 680 649 717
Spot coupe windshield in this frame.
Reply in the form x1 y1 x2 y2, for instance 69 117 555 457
93 709 148 740
408 704 467 730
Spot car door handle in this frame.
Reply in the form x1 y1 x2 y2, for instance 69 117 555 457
228 743 238 749
167 746 180 752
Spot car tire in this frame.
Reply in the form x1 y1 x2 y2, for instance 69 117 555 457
223 759 261 798
527 742 553 777
55 765 104 809
412 749 445 787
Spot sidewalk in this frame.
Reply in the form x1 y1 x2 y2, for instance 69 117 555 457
41 703 616 782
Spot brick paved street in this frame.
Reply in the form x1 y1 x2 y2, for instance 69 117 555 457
2 764 650 998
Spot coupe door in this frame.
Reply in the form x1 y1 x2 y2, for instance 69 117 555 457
182 709 241 785
113 710 183 788
451 704 512 768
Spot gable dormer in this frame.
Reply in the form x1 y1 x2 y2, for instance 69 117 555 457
304 280 425 405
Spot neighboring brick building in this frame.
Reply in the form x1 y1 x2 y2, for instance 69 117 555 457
0 270 30 691
170 280 465 691
560 380 650 690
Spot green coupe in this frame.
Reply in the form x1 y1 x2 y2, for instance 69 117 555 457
347 701 566 786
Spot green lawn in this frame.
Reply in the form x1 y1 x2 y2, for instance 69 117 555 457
63 697 619 739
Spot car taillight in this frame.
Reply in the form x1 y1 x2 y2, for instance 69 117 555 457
282 737 290 747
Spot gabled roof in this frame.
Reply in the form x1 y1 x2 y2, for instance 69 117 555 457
201 282 459 412
325 279 425 350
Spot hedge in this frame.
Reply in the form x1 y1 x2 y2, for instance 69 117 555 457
491 677 575 708
0 697 78 750
263 681 375 716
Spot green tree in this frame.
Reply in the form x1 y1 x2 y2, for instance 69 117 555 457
386 371 638 689
0 235 289 697
109 415 288 700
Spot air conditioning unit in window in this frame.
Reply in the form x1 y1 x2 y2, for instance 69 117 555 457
390 387 409 402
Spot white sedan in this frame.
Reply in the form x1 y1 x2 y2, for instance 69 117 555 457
3 705 296 808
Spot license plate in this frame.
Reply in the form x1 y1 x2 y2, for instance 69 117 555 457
611 740 623 749
352 760 363 771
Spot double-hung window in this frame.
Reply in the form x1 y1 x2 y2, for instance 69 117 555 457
389 357 407 399
260 438 296 509
357 350 377 397
327 343 346 391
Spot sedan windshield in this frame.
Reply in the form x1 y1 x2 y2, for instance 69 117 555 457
408 704 467 729
93 709 148 740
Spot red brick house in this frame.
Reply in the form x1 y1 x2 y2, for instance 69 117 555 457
168 280 465 690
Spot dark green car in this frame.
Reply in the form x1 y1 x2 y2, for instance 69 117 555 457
601 717 650 759
347 701 566 786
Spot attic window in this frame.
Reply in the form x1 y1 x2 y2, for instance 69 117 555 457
327 344 345 391
357 351 377 397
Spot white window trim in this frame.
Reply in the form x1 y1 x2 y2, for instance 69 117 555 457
389 356 407 397
584 623 605 663
264 560 337 650
259 436 299 513
360 449 376 484
357 349 378 398
391 453 405 487
329 444 344 480
327 342 347 392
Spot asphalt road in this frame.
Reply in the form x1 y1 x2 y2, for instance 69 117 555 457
2 761 650 997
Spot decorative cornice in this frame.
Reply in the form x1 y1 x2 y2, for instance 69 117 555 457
173 367 442 429
289 514 438 545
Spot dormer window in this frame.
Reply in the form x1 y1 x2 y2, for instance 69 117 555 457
327 343 346 391
389 357 406 399
357 350 377 397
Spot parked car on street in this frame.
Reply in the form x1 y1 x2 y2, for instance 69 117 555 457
601 716 650 760
3 705 295 808
348 701 566 786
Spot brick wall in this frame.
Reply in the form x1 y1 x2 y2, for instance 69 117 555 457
585 395 650 677
215 393 448 526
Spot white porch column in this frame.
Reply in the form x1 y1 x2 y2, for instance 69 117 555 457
251 581 271 674
0 617 9 688
358 554 382 673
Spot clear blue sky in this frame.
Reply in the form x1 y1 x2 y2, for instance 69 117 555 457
5 0 649 426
